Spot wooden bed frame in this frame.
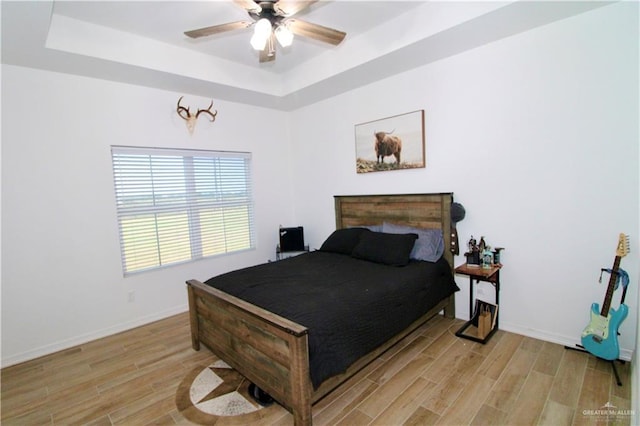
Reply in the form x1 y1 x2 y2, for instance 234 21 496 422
186 193 456 425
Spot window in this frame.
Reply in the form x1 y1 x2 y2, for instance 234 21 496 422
111 146 255 275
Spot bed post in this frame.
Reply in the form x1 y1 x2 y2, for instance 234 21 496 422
442 193 453 266
444 295 456 319
289 333 312 426
186 281 200 351
442 193 456 319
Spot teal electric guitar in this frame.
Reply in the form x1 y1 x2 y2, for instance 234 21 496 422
581 234 629 361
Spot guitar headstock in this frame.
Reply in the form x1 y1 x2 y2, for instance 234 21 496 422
616 233 630 258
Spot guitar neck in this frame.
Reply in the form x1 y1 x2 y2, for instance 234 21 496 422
601 256 621 316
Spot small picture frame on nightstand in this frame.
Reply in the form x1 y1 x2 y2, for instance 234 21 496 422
465 251 480 266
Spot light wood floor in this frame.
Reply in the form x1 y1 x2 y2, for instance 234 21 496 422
1 312 632 425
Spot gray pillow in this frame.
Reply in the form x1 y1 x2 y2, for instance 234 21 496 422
382 222 444 262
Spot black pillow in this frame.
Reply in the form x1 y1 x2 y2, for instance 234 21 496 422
351 232 418 266
319 228 370 255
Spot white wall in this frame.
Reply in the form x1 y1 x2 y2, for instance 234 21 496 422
289 2 639 358
1 66 294 365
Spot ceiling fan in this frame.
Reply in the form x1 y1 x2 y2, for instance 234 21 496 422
184 0 346 63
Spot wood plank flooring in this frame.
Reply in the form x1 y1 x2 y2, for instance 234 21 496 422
1 313 631 425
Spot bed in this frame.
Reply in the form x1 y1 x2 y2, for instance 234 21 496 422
186 193 458 425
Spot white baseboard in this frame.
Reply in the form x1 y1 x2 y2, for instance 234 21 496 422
501 321 633 362
1 305 189 368
631 357 638 426
3 309 633 369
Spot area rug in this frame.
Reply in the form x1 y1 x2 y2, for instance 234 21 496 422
175 360 281 424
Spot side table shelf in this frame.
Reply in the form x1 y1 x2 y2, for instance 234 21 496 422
276 244 310 261
454 263 502 344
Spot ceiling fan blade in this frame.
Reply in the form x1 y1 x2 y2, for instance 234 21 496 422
234 0 261 13
274 0 318 17
259 34 276 63
184 21 252 39
287 19 346 45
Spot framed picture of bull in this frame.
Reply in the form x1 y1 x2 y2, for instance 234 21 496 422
354 110 425 173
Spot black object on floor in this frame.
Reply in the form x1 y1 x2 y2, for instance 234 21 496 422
248 383 274 406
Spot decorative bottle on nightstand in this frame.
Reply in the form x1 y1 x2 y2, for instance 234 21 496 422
482 249 493 269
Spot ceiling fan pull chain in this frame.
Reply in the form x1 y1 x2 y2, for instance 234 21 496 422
268 34 275 57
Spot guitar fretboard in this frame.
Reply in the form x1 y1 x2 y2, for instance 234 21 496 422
601 256 621 317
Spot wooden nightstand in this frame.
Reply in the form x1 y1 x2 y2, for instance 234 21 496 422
454 263 502 344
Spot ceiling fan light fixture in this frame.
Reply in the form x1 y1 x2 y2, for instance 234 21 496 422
250 18 272 50
275 24 294 47
184 0 346 63
250 32 268 50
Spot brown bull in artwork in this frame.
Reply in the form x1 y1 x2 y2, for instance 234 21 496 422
374 130 402 165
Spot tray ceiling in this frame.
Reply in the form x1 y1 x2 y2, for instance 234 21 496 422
1 1 610 110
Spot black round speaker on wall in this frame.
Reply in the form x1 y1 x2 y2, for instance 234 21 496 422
451 202 466 224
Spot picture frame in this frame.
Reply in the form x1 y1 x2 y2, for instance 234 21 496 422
355 110 425 173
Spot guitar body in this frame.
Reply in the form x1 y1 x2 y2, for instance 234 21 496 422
581 302 628 360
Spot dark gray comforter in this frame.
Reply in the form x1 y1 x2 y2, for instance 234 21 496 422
205 250 459 388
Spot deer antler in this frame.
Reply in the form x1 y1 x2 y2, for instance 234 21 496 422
196 101 218 122
176 96 192 121
176 97 218 134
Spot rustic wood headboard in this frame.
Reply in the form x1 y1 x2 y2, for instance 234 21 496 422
334 193 454 268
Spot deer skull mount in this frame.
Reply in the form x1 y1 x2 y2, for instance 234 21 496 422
176 96 218 135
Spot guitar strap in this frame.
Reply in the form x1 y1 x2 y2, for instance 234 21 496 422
599 268 630 304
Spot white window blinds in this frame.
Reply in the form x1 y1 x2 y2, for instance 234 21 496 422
111 146 255 275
